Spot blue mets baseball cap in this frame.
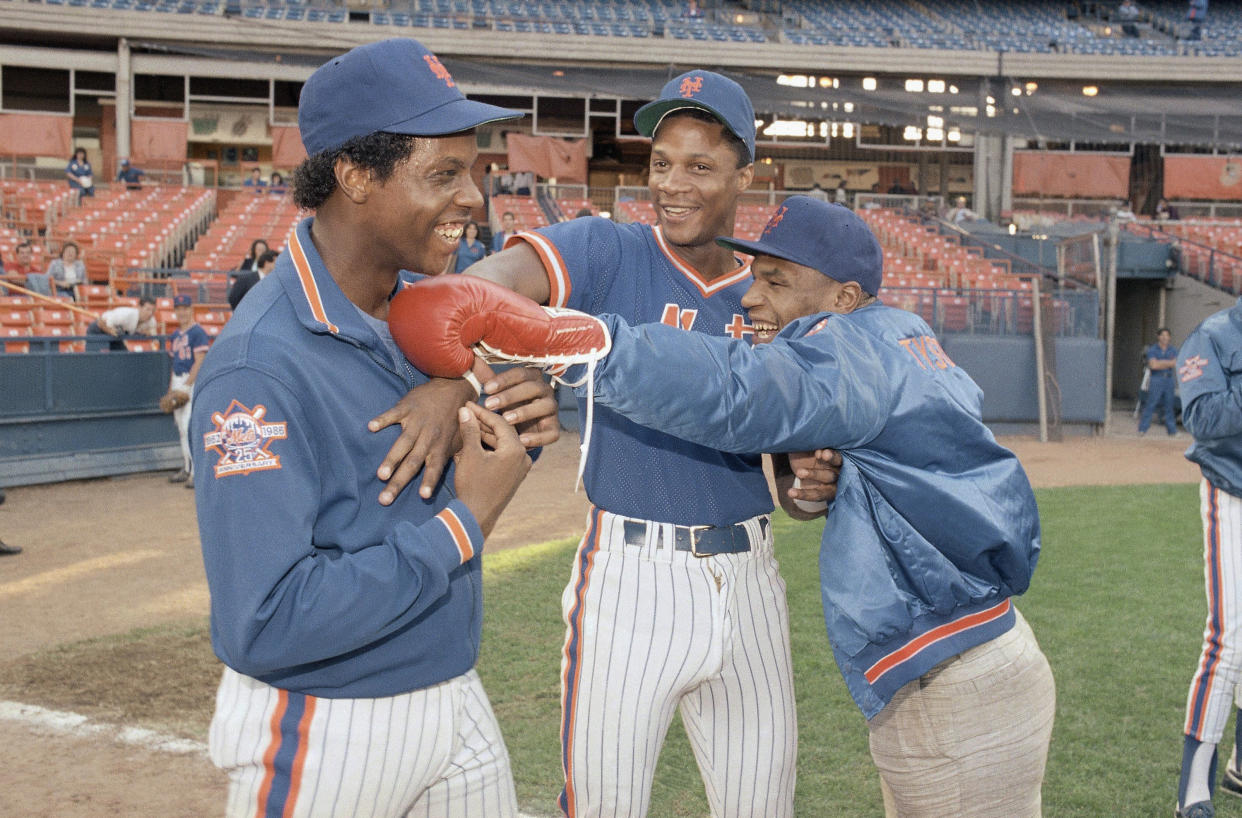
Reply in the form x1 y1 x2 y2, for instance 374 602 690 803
173 295 192 307
716 196 884 295
633 70 755 163
298 38 523 156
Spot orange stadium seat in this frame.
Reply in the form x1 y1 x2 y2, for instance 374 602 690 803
1 326 29 354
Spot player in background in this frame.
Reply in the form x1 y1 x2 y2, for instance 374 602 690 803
191 38 556 818
387 195 1057 817
1175 295 1242 818
374 70 833 817
1140 327 1180 436
166 294 208 488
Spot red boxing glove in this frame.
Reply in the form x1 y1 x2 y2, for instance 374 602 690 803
388 276 610 379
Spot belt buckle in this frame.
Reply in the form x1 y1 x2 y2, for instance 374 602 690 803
687 525 713 557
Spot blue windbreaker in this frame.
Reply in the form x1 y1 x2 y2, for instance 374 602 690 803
571 303 1041 717
1178 296 1242 498
191 218 486 698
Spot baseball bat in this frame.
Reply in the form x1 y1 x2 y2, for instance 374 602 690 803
0 280 102 320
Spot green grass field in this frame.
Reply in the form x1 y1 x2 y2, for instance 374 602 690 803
477 483 1230 817
0 483 1225 817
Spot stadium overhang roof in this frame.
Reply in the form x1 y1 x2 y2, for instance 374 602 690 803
438 59 1242 150
130 43 1242 150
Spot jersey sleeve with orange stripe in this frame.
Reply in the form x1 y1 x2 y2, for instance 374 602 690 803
504 216 624 310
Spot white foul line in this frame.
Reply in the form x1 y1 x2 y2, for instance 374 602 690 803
0 700 547 816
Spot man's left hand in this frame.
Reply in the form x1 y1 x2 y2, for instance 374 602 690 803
368 367 558 506
481 367 560 450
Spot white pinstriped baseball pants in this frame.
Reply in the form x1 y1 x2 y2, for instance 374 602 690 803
209 667 518 818
1184 480 1242 744
558 508 797 818
170 372 193 474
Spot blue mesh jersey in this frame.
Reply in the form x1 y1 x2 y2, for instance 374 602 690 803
511 217 773 527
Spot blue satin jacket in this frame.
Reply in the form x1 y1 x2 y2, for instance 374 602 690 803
573 303 1041 717
1178 296 1242 498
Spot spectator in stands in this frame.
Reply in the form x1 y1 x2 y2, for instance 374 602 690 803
454 221 487 273
47 241 86 300
1139 327 1179 436
835 179 849 206
513 170 534 196
1157 197 1181 221
228 249 277 309
116 158 144 191
950 196 980 225
243 167 267 192
574 207 593 218
806 182 830 202
1115 200 1138 222
1119 0 1141 36
268 171 286 195
492 211 516 253
1186 0 1207 40
9 241 43 294
234 238 270 279
0 488 18 557
66 147 95 201
86 295 157 351
167 294 210 488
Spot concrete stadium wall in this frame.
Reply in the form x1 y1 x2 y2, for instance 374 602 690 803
0 351 181 487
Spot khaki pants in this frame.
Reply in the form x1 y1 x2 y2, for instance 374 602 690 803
868 608 1055 818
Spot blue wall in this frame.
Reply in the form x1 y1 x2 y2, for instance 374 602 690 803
0 351 181 487
3 333 1108 485
942 335 1107 424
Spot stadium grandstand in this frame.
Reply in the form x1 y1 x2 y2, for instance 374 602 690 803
0 0 1240 482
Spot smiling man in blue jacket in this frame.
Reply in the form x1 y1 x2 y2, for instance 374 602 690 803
191 38 557 818
395 196 1057 817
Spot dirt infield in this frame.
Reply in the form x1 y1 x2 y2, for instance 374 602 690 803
0 425 1201 817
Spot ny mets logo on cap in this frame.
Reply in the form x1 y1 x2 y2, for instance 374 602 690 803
762 205 788 238
203 400 288 478
423 54 455 88
1179 354 1208 382
679 76 704 97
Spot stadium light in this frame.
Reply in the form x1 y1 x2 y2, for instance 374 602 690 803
927 115 944 128
763 119 816 137
1082 85 1099 97
947 129 961 142
1025 82 1038 95
927 79 946 93
926 128 944 141
843 102 855 113
863 77 877 91
1011 87 1022 97
903 125 922 141
949 85 959 94
820 77 838 89
842 123 855 138
906 79 925 93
